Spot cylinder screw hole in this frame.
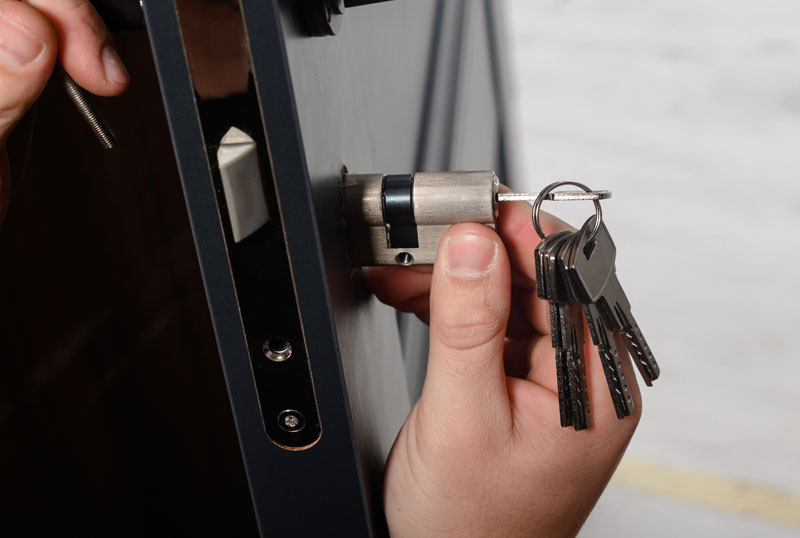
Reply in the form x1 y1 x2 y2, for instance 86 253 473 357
396 252 414 266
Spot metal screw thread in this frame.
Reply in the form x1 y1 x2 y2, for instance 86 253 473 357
62 73 116 150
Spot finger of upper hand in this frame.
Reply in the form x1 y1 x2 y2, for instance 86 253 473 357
26 0 129 96
0 0 57 145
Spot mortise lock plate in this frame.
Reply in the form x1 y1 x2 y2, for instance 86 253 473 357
343 170 499 266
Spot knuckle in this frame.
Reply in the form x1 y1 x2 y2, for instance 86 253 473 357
434 307 504 351
51 1 107 43
0 92 35 133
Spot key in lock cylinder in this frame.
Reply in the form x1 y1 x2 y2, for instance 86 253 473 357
342 170 611 266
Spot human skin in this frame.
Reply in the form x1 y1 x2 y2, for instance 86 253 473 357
365 206 642 537
0 2 642 536
0 0 130 229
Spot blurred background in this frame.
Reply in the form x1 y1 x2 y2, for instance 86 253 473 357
504 0 800 536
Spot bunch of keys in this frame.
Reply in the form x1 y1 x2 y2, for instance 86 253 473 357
533 181 660 430
342 171 659 429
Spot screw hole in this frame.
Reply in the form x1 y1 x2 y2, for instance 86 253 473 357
395 252 414 266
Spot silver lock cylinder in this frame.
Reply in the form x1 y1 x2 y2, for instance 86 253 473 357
343 170 499 266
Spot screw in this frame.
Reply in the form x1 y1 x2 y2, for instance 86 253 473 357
277 410 305 432
62 72 116 150
263 337 292 362
283 415 299 428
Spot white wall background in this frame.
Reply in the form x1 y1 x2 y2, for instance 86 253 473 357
505 1 800 536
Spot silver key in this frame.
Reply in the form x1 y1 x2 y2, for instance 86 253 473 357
567 218 660 385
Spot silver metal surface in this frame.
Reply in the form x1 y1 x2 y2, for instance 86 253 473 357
343 171 611 266
532 181 603 241
343 171 498 265
62 72 116 150
497 190 611 202
262 337 293 362
413 171 498 225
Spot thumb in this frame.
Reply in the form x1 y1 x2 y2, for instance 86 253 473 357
0 1 57 147
423 223 512 433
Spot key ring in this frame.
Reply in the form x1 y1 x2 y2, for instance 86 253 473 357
532 181 603 241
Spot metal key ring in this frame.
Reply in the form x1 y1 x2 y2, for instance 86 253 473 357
532 181 603 241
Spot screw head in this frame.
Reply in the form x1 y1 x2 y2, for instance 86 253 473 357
277 410 305 433
263 337 292 362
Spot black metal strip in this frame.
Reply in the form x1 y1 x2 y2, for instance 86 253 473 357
196 91 322 451
140 0 266 513
382 174 418 248
238 0 376 536
140 2 327 536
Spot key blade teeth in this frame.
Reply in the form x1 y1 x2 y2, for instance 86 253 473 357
555 346 573 427
623 330 652 385
540 219 659 428
588 306 635 418
563 302 591 430
615 304 661 384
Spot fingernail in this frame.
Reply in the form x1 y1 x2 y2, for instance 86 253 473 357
0 12 45 68
102 46 130 85
446 234 497 278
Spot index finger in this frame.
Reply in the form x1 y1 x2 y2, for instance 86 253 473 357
27 0 129 95
496 198 573 285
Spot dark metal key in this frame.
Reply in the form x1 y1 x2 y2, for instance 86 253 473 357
537 231 591 429
566 218 660 385
553 236 590 429
582 301 635 418
559 218 635 418
535 231 574 427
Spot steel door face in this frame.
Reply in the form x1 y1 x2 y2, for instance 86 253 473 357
145 0 507 536
251 0 508 533
269 0 507 477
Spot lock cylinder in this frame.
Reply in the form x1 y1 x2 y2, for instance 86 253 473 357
343 170 499 266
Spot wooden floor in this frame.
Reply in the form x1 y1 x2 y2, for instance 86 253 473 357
505 1 800 536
